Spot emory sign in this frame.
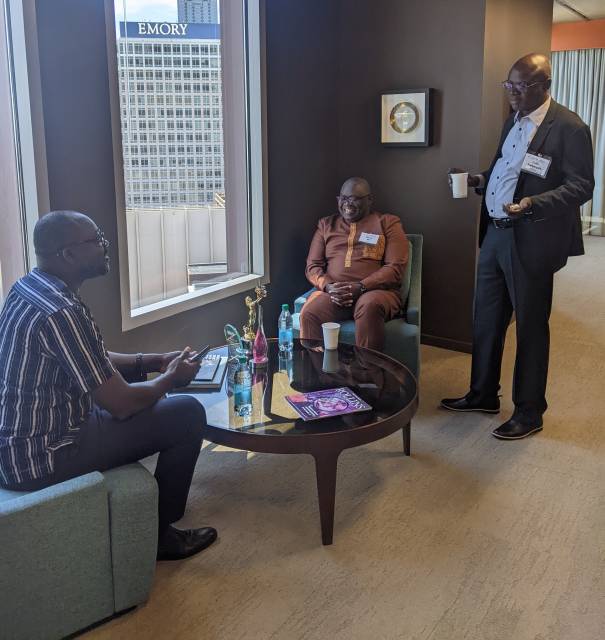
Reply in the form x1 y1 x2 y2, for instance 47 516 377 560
137 22 188 36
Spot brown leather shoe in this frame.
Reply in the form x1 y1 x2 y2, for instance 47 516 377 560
157 525 218 561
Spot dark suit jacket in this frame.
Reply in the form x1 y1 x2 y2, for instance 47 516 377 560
479 99 594 275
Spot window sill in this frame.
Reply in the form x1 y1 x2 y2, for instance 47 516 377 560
122 272 266 331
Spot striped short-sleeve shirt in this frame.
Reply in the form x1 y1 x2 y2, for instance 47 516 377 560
0 268 116 485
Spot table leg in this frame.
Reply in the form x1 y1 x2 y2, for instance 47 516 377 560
312 451 340 545
402 422 411 456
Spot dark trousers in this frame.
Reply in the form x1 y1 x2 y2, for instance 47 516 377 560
470 224 554 420
2 395 206 533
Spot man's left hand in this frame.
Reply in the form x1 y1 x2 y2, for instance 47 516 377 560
503 197 532 217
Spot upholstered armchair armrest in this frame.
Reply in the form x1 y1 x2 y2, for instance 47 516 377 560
102 464 158 611
406 237 422 327
407 288 420 327
294 287 317 313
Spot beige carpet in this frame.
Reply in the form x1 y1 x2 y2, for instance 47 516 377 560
88 237 605 640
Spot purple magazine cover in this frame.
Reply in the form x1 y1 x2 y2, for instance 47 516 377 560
285 387 371 421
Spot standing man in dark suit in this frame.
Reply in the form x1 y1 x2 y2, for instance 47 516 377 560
441 53 594 440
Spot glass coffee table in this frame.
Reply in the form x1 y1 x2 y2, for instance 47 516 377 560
180 339 417 545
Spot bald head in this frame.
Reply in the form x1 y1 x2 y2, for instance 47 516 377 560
340 177 371 195
33 211 109 287
34 211 94 256
511 53 551 82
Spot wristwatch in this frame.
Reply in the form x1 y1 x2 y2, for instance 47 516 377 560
359 283 367 294
134 353 144 380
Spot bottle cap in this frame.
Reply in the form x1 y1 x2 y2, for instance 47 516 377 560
282 303 289 311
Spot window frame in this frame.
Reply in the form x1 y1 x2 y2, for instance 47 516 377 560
1 0 47 299
105 0 268 331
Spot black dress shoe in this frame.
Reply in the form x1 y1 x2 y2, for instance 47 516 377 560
492 417 543 440
440 394 500 414
157 525 218 561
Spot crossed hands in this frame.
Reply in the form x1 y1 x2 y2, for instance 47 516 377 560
326 282 363 307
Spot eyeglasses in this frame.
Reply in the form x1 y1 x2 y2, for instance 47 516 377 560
501 79 550 93
337 193 372 205
57 229 109 255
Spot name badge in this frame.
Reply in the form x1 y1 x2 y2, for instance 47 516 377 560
359 232 379 245
521 152 551 178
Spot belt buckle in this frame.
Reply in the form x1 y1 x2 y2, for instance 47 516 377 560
493 218 511 229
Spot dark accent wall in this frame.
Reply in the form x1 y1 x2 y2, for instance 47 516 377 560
263 0 340 324
33 0 552 355
337 0 486 351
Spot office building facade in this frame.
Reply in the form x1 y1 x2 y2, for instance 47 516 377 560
178 0 219 24
117 22 223 208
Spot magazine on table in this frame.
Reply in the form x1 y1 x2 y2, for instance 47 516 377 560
285 387 371 421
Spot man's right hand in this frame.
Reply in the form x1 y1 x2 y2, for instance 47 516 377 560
447 168 481 188
165 348 201 388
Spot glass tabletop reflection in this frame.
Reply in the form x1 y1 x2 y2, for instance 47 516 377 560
185 339 417 437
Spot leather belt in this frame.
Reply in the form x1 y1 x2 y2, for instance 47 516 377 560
491 216 531 229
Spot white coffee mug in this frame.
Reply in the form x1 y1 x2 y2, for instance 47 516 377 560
321 322 340 350
450 172 468 199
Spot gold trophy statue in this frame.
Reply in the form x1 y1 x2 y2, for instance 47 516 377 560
243 284 267 343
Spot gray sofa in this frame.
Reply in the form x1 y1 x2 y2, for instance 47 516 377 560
0 462 158 640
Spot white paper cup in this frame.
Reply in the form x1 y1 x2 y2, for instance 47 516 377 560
322 348 339 373
321 322 340 350
450 172 468 198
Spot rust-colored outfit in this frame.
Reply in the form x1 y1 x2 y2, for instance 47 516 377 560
300 211 408 350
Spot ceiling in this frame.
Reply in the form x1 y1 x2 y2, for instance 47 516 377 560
553 0 605 23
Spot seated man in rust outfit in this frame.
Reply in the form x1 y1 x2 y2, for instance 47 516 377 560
300 177 408 350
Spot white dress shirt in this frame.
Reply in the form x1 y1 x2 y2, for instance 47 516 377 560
485 96 551 219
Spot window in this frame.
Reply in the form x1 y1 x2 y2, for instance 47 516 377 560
1 0 40 301
111 1 266 329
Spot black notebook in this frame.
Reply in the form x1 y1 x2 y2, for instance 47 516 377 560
195 354 221 381
186 356 228 390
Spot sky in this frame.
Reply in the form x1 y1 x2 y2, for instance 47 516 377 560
114 0 178 23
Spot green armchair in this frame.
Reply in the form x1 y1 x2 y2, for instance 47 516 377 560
292 233 423 379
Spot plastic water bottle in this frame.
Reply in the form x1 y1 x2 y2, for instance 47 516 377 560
233 356 252 417
278 353 293 383
278 303 294 353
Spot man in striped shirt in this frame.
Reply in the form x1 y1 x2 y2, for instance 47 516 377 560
0 211 216 561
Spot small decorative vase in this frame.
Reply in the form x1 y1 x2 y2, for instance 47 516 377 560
253 304 269 366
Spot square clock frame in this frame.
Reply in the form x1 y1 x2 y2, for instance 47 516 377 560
380 88 433 147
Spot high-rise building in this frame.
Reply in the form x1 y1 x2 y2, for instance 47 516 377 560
117 22 223 208
178 0 218 24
